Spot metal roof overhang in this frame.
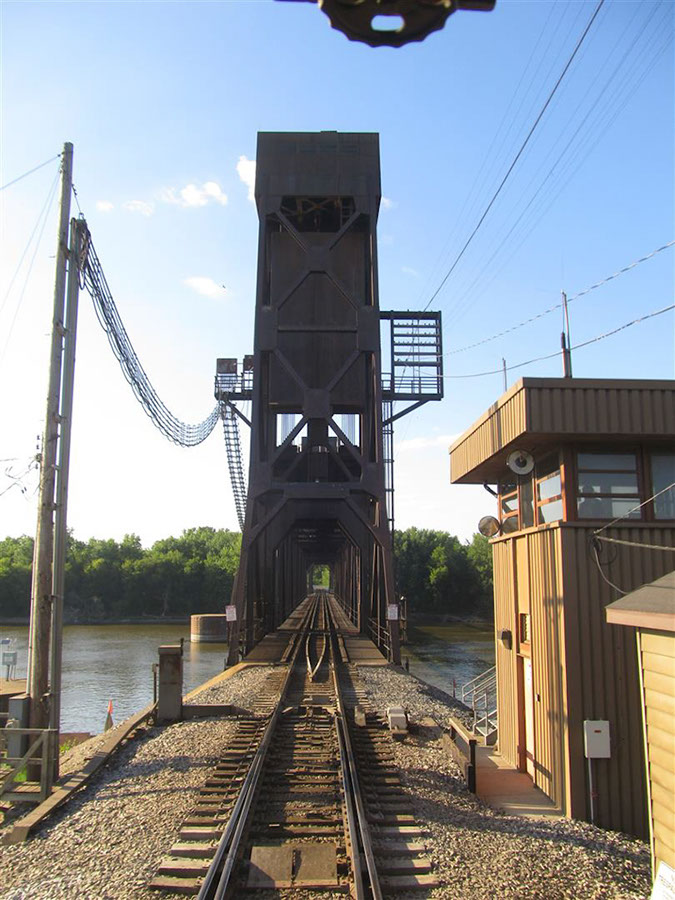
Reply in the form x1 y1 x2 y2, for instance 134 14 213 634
449 377 675 485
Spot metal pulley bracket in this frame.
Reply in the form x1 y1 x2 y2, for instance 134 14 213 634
277 0 495 48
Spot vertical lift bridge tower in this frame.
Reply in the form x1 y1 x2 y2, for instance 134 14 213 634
219 132 443 666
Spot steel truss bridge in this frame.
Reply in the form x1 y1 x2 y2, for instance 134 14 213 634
72 131 443 668
215 132 443 666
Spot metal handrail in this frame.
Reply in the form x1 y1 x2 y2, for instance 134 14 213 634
461 666 496 705
474 705 499 737
368 617 391 654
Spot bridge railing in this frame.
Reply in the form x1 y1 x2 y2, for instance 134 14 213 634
368 617 391 657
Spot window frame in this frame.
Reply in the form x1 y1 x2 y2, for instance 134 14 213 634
575 448 642 522
534 452 563 526
647 449 675 521
496 450 564 533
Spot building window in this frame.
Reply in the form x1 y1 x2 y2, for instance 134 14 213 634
535 453 563 524
651 453 675 519
519 612 531 644
577 452 641 520
499 478 519 533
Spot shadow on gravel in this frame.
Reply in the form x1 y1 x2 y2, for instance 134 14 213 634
403 764 649 866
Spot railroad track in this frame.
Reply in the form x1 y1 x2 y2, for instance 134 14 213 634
150 594 438 897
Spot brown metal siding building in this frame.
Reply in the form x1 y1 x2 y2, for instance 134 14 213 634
450 378 675 838
607 572 675 877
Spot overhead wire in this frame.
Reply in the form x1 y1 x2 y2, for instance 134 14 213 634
423 0 607 313
441 0 671 328
594 536 675 553
0 168 61 367
0 153 61 192
591 539 627 593
441 302 674 378
589 475 675 590
413 0 567 307
0 166 62 318
593 481 675 534
447 239 674 355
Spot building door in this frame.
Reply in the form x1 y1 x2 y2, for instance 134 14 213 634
523 657 535 779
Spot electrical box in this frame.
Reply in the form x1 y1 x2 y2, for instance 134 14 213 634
583 720 610 758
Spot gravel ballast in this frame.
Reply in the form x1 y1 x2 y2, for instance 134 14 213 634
0 663 651 899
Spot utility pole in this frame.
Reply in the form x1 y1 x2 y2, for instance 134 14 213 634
27 143 73 739
561 290 573 377
49 217 85 775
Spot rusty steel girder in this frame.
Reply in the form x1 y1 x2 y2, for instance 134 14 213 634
277 0 496 48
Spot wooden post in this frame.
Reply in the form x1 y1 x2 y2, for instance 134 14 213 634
27 143 73 742
49 217 83 774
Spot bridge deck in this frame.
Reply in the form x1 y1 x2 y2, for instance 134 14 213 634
244 595 387 665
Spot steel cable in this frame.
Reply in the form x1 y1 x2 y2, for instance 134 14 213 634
80 236 220 447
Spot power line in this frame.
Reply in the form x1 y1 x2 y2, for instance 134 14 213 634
594 535 675 553
0 169 61 367
414 0 565 309
0 153 61 192
424 0 606 311
594 480 675 534
591 539 627 594
442 302 674 379
448 239 675 355
439 0 670 327
0 167 62 318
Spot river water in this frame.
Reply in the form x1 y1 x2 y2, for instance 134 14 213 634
1 621 494 734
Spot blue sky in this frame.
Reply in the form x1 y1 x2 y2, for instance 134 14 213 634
1 0 673 546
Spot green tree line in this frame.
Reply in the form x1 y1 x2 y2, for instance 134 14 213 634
394 528 493 619
0 527 493 622
0 527 242 621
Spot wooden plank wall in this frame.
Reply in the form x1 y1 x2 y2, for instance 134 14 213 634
561 524 675 838
639 629 675 873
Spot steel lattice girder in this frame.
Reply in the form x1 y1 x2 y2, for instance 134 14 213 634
226 132 399 666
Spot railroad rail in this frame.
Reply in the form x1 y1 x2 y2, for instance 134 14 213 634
150 593 438 896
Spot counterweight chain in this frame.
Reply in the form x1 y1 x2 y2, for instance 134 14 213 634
80 231 220 447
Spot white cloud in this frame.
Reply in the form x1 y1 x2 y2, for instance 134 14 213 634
183 276 226 299
161 181 228 208
381 196 397 210
401 266 419 277
96 200 114 213
123 199 154 217
236 156 256 203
